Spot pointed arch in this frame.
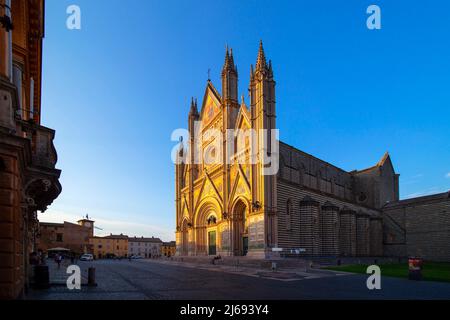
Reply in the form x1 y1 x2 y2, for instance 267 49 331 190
230 196 251 256
192 197 223 256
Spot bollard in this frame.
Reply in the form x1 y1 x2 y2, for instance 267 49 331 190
88 267 97 287
34 265 50 289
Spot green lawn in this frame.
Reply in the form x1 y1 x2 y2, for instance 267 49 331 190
326 262 450 283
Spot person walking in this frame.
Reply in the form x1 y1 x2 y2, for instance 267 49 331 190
56 254 62 269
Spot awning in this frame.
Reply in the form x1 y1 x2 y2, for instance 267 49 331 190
47 247 71 251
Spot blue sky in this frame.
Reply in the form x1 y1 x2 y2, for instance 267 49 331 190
40 0 450 240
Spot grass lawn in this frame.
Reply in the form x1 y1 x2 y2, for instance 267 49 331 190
326 262 450 283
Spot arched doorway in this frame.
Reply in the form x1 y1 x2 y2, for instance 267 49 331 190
206 213 218 255
231 199 248 256
194 199 222 256
180 218 189 256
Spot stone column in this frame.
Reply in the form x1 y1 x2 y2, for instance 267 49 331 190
0 0 12 81
370 217 383 256
321 202 340 256
339 208 356 256
299 196 320 256
0 0 10 79
356 212 370 256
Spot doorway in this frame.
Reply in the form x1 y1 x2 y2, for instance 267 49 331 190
243 237 248 256
232 200 248 256
208 231 217 255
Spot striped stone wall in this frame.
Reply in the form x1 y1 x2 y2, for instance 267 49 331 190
339 209 356 256
369 218 383 256
383 192 450 262
356 213 370 256
277 179 382 257
299 197 321 255
321 203 340 256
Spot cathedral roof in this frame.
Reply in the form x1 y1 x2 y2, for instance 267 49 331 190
384 190 450 208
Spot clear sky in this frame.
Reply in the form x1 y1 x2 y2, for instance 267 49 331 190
40 0 450 240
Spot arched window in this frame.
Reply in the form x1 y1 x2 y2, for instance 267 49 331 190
286 199 292 231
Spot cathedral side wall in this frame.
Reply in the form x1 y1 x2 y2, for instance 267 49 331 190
277 178 382 256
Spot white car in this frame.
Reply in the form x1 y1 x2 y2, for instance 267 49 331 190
80 254 94 261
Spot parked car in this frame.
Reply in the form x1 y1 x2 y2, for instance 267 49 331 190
80 254 94 261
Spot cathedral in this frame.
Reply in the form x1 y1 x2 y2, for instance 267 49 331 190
175 42 447 260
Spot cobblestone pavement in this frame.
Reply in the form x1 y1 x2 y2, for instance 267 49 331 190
143 258 346 282
27 259 450 300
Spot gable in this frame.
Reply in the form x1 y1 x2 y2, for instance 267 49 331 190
378 152 396 176
200 81 222 128
229 167 251 204
235 104 251 130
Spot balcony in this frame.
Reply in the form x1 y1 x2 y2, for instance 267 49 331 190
19 119 62 212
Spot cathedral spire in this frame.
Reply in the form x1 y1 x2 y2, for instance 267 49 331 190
222 46 237 75
221 45 238 103
229 48 234 65
189 97 198 116
255 40 267 72
268 59 273 78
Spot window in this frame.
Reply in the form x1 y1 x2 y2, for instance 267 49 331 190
12 64 23 113
286 200 292 231
56 233 63 242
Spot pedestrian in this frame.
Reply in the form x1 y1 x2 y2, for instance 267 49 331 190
56 254 62 269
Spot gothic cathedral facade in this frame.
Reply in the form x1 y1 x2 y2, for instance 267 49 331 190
175 43 393 258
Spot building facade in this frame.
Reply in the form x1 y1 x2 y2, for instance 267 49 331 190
0 0 61 299
175 43 394 258
90 234 129 259
37 219 94 255
128 236 162 258
162 241 176 257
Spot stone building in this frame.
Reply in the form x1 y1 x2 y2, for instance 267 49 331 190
128 236 162 258
383 191 450 262
0 0 61 299
175 43 389 258
90 234 129 259
162 241 176 257
37 219 94 255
